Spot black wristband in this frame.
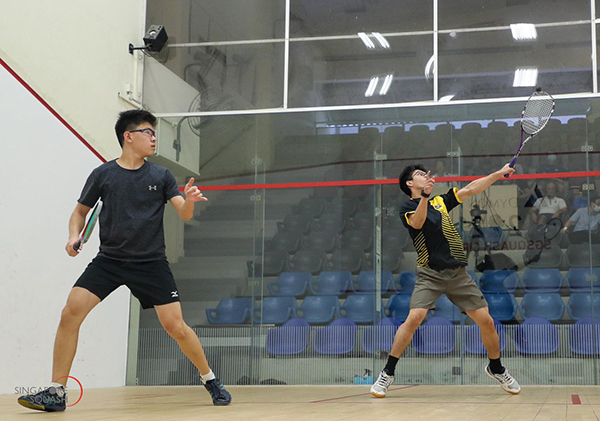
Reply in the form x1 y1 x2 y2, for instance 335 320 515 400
421 189 430 198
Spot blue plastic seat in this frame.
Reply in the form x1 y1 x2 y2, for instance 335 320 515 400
352 271 393 294
340 229 373 251
265 318 311 355
569 317 600 355
514 317 559 354
467 270 478 286
463 319 507 354
292 197 326 219
277 214 312 235
413 317 455 354
567 268 600 291
251 251 288 277
309 271 352 296
297 296 341 324
341 294 382 324
313 317 358 355
362 317 401 354
566 244 600 267
396 271 417 294
268 272 311 297
253 296 297 324
287 250 326 274
266 231 302 254
484 293 517 322
522 269 563 292
479 270 519 293
567 293 600 320
301 230 338 253
467 226 503 249
327 249 366 274
433 295 464 322
519 293 565 321
381 248 404 272
386 294 411 322
206 298 252 325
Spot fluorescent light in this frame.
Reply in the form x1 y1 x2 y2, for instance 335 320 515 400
358 32 375 49
513 68 538 87
510 23 537 41
365 77 379 97
439 94 455 102
372 32 390 49
424 55 435 80
379 74 393 96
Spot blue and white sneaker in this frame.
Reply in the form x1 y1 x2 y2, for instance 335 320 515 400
18 385 67 412
204 378 232 405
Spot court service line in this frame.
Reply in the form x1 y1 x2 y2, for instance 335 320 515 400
309 385 419 403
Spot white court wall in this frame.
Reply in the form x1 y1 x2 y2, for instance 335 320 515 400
0 63 130 393
0 0 147 160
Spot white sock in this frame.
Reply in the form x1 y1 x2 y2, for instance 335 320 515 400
50 382 66 390
201 369 215 382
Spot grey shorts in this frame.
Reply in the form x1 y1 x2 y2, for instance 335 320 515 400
410 266 487 312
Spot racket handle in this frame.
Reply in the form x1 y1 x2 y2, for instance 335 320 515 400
73 240 82 252
504 157 518 178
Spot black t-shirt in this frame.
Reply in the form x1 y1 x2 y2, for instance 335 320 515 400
399 187 467 271
77 160 183 261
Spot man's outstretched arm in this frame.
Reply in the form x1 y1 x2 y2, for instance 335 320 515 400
457 163 515 202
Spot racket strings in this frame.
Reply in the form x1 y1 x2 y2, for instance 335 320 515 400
522 93 554 135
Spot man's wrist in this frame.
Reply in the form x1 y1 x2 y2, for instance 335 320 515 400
421 189 430 198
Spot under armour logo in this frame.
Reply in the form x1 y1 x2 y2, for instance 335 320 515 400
171 291 178 298
149 185 157 190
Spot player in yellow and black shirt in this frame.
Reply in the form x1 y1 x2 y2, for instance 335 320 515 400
399 184 467 271
371 163 522 399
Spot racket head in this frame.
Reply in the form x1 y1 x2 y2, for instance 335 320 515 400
80 201 103 244
521 90 555 136
543 217 563 241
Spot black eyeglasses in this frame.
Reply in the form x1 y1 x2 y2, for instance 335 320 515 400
409 170 427 180
128 128 156 138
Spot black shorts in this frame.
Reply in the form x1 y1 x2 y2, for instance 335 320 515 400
73 256 180 309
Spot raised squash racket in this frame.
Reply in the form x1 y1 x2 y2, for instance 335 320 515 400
505 89 555 178
73 201 102 252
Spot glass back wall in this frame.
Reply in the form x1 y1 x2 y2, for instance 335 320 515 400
137 97 600 386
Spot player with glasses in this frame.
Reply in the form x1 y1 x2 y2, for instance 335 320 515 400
371 163 521 398
18 110 231 412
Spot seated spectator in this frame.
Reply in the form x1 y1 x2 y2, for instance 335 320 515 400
530 181 568 226
562 198 600 244
538 154 567 174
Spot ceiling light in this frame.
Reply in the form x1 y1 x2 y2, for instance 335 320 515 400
358 32 375 49
365 77 379 97
379 74 393 95
513 67 538 87
510 23 537 41
372 32 390 49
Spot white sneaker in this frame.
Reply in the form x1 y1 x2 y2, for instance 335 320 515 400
485 365 521 394
370 369 394 398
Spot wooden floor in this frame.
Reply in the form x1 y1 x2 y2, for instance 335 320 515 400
5 385 600 420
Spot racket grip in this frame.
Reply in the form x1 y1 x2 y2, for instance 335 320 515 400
73 240 82 252
504 157 518 178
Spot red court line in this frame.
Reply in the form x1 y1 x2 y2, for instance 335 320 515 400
181 170 600 192
572 394 582 405
0 56 105 163
309 385 419 403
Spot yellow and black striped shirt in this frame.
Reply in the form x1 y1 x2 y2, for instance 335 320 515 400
399 187 467 271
